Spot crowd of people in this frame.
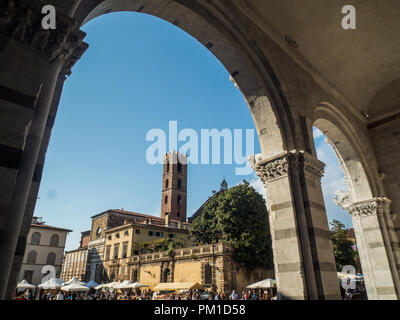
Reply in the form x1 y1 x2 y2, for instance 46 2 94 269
16 288 279 301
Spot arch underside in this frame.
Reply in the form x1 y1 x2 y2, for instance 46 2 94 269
314 103 378 202
76 0 294 159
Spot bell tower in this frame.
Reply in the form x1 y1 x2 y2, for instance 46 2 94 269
161 151 188 222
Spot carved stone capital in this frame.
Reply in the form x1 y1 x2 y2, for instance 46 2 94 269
61 41 88 76
0 0 86 63
249 152 290 183
249 151 324 183
301 152 325 178
346 198 392 217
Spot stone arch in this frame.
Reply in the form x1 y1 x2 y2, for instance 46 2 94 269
75 0 294 159
313 102 377 202
313 102 400 300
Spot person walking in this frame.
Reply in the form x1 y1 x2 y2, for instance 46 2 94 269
344 289 353 300
231 290 238 300
56 291 64 300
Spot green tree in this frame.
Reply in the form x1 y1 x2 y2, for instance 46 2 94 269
330 219 358 271
190 181 273 269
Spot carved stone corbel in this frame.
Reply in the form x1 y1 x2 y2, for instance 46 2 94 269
338 197 392 217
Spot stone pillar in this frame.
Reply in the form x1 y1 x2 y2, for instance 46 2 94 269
0 57 64 299
4 73 68 299
0 2 87 298
340 198 400 299
250 151 341 300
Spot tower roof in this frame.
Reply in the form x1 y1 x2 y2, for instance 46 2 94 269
220 178 228 191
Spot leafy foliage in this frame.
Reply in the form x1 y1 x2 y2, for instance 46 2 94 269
190 181 273 269
330 219 359 271
137 238 184 254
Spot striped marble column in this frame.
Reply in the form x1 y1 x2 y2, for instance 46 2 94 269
250 150 341 300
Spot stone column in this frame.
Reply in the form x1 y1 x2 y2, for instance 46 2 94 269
339 198 400 299
0 57 64 299
0 2 87 297
4 73 68 299
250 150 341 300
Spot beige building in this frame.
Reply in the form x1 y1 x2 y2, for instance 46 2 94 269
85 209 192 283
104 242 273 293
61 231 90 282
18 217 71 286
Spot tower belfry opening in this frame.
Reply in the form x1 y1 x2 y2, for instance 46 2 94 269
161 151 188 222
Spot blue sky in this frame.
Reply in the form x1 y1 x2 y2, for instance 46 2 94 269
34 12 352 251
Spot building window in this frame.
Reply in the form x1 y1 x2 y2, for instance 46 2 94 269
107 235 111 240
177 212 180 218
95 227 102 238
177 195 182 205
178 162 182 172
113 244 119 259
23 270 33 283
120 266 125 275
50 234 59 247
169 234 176 239
31 232 41 245
162 268 171 283
46 252 56 265
204 264 213 285
160 232 164 237
165 179 169 189
124 230 129 236
178 179 181 189
132 269 138 282
135 229 140 235
155 232 160 237
115 233 120 239
148 231 154 236
164 195 168 204
105 246 111 260
133 250 139 255
27 251 37 264
122 242 128 258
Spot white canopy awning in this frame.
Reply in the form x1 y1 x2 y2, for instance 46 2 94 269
154 282 204 291
61 283 90 292
64 277 86 286
38 278 64 290
247 279 277 289
114 280 131 289
125 282 150 289
17 280 35 289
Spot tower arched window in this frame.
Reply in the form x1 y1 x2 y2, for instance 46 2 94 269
166 162 170 172
46 252 56 265
178 162 182 173
177 179 181 189
50 234 59 247
165 179 169 189
31 232 41 245
164 195 168 204
177 195 182 205
27 251 37 264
